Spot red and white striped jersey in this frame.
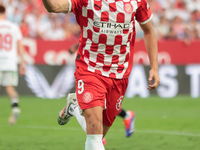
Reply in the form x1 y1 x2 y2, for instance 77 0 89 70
69 0 152 79
0 20 22 71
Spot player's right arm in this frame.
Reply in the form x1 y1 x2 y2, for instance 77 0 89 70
42 0 70 13
18 41 26 76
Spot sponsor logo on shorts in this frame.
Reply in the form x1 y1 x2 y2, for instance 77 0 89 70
116 96 124 110
83 92 93 103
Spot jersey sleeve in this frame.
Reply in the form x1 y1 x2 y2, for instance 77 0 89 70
68 0 86 13
135 0 153 24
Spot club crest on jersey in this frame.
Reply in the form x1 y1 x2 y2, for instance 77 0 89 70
83 92 93 103
124 3 133 14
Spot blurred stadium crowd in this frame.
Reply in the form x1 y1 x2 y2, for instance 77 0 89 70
2 0 200 41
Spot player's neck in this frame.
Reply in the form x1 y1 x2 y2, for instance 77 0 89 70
0 14 6 20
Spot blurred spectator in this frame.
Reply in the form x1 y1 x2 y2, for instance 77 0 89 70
165 27 177 40
7 8 23 24
20 19 30 37
185 0 200 12
156 16 170 39
44 20 66 40
171 16 186 39
2 0 200 41
63 14 80 39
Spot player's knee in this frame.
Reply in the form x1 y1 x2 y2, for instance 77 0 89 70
6 86 18 98
83 107 103 134
87 120 103 134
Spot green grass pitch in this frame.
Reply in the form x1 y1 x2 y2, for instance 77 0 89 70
0 96 200 150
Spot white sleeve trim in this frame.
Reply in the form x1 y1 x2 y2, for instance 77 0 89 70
138 14 153 25
68 0 72 13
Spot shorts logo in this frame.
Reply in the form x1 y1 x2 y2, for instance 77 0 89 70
83 92 93 103
116 96 124 110
124 3 133 14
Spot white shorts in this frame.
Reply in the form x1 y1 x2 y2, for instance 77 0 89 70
0 71 18 86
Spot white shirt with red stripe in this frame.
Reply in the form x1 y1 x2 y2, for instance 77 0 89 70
69 0 153 79
0 20 22 71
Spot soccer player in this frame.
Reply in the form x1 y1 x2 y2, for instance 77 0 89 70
42 0 160 150
0 5 26 125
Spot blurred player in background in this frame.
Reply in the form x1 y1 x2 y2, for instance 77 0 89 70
42 0 160 150
0 5 26 125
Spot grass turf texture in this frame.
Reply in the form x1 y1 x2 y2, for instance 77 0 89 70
0 96 200 150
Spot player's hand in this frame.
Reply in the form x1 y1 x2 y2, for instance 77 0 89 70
147 69 160 90
19 62 26 76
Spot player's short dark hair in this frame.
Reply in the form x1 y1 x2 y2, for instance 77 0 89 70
0 5 6 14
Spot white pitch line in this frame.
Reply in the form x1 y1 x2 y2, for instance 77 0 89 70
1 125 200 137
135 130 200 137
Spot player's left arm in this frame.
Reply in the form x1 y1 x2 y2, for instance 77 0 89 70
18 41 26 76
69 43 79 54
140 21 160 90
